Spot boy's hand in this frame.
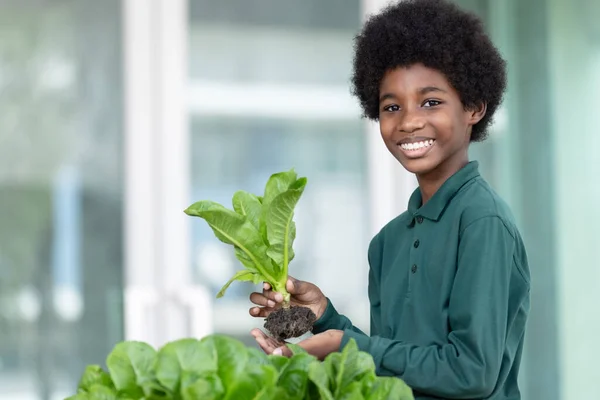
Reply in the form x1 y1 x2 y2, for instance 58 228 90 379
249 276 328 320
251 328 343 361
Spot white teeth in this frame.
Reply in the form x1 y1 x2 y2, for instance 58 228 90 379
400 139 434 151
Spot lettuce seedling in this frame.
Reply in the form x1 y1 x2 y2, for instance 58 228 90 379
185 169 315 339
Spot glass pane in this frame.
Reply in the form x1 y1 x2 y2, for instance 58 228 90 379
188 0 366 347
0 1 124 399
189 0 360 85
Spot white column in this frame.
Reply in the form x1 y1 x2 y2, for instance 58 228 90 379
123 0 212 348
123 0 159 346
362 0 417 236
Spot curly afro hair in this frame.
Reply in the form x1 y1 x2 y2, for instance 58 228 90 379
351 0 507 142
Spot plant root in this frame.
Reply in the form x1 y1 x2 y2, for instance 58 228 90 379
264 306 317 341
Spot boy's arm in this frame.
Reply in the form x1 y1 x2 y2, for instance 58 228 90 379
310 298 365 335
342 216 530 399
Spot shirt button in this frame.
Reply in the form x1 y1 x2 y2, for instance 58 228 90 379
416 216 424 224
411 264 418 273
413 239 420 248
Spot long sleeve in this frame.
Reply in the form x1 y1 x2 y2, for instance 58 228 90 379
341 216 529 399
311 298 365 335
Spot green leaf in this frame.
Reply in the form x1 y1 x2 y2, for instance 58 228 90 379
328 339 376 398
338 386 366 400
252 386 291 400
106 341 157 398
285 343 308 355
86 384 119 400
308 362 334 400
265 177 306 273
232 190 262 231
65 395 89 400
276 353 315 400
201 334 249 390
142 383 171 400
262 170 298 210
233 249 278 291
223 364 279 400
367 377 415 400
184 200 278 286
323 352 341 389
78 365 114 391
233 247 261 274
260 169 299 241
267 355 290 372
181 373 225 400
216 269 263 298
154 338 217 394
158 335 247 399
247 347 271 366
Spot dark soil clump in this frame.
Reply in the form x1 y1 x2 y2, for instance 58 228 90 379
264 305 317 341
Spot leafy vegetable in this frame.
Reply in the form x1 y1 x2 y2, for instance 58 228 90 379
184 169 306 304
66 335 414 400
106 341 158 398
78 365 115 391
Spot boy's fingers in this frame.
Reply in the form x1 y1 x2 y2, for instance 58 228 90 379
249 292 277 308
286 278 295 293
273 292 284 302
263 282 271 290
253 336 271 354
249 307 261 316
251 328 267 339
273 346 292 357
261 288 284 303
249 306 274 318
251 329 279 355
287 276 305 295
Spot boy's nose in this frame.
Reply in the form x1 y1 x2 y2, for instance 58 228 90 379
398 113 426 133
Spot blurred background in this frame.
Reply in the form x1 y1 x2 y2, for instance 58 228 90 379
0 0 598 398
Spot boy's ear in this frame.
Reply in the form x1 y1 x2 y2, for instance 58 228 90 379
467 102 487 125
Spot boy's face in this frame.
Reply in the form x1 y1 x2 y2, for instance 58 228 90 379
378 63 485 178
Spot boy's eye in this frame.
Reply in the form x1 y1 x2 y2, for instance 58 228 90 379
423 100 441 107
383 104 400 112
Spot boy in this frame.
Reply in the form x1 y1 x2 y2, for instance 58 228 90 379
249 0 531 398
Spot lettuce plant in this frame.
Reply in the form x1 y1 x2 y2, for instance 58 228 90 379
184 169 315 339
65 335 415 400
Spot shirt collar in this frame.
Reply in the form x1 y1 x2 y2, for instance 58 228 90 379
406 161 480 225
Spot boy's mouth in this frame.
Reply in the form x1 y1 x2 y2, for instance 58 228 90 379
397 139 436 158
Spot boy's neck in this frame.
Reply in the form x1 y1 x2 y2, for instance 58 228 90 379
416 155 469 205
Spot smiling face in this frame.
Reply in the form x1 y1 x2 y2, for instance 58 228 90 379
378 63 486 179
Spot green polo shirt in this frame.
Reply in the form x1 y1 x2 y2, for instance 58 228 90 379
312 161 531 400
